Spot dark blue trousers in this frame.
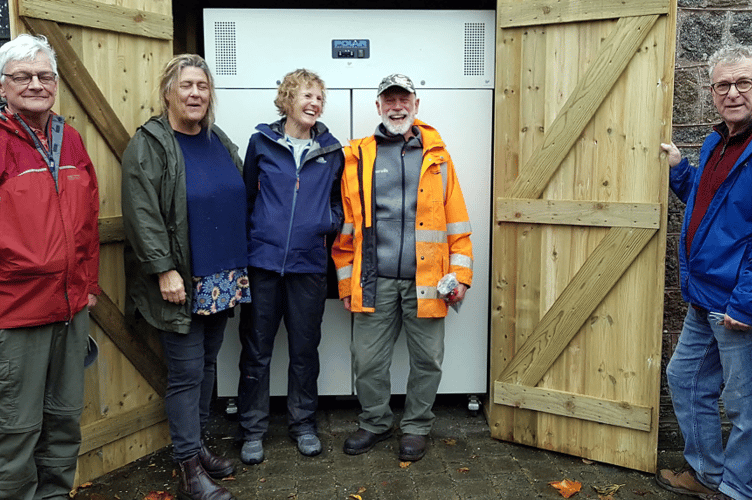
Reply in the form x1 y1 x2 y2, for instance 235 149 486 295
160 310 229 461
237 267 326 441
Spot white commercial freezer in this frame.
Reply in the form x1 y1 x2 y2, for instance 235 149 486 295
203 8 493 398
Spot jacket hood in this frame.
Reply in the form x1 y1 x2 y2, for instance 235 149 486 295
256 119 341 149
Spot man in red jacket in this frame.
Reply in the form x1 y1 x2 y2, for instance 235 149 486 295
0 34 100 500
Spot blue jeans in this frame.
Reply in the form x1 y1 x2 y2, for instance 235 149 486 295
160 310 229 462
667 307 752 500
237 268 326 441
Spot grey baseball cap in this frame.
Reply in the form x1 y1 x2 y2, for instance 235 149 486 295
377 74 415 96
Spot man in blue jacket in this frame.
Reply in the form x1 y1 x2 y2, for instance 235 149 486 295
657 45 752 500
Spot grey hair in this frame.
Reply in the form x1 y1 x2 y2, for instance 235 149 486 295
708 45 752 79
0 34 57 82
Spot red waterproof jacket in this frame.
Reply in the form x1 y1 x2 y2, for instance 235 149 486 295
0 110 100 329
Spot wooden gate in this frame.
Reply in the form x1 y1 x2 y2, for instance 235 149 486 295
489 0 677 472
9 0 174 483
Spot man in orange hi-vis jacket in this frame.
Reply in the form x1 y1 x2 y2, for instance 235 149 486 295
332 74 473 462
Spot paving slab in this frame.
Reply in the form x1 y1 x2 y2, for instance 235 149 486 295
72 395 696 500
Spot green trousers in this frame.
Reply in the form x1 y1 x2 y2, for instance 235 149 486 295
352 278 445 435
0 308 88 500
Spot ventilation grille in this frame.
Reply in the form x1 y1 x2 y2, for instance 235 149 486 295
214 22 237 76
464 22 485 76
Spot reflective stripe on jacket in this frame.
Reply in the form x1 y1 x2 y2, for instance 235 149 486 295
332 119 473 318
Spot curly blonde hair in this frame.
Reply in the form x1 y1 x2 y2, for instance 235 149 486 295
274 69 326 116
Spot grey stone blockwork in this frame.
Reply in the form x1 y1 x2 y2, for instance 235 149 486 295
660 1 751 448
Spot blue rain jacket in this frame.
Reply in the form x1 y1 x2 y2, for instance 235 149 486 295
671 129 752 325
244 119 344 274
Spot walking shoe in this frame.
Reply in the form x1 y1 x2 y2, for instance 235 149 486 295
655 466 716 497
198 441 235 479
399 434 427 461
343 428 393 455
240 440 263 465
295 433 322 457
700 493 734 500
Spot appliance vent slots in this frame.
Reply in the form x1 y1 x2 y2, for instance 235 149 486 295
214 22 237 75
464 22 485 76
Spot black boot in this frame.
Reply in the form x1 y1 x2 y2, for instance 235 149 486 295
177 454 235 500
199 441 236 479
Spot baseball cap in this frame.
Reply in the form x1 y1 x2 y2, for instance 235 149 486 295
377 74 415 96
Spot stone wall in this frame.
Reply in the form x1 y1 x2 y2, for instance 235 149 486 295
658 0 751 449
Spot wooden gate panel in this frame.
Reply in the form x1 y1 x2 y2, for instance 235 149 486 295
491 0 675 472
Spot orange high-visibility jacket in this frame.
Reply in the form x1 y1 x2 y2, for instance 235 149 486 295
332 120 473 318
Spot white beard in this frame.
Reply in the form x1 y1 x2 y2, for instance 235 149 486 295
381 110 416 136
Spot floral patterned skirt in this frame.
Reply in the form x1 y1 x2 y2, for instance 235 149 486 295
192 267 251 315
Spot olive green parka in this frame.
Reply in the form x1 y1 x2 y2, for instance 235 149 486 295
121 115 242 333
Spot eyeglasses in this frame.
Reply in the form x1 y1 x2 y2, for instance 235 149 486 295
710 79 752 95
2 71 57 86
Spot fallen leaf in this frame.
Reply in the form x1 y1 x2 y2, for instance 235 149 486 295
259 477 266 483
457 467 470 473
549 479 582 498
399 461 411 468
442 438 457 446
357 487 367 494
348 495 363 500
171 469 177 478
593 484 624 495
143 492 174 500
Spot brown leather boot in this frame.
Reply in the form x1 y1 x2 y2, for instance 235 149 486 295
199 441 235 479
177 455 235 500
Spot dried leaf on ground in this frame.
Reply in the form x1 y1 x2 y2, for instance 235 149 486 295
443 438 457 446
457 467 470 473
69 482 93 498
348 495 363 500
549 479 582 498
399 461 411 468
143 492 174 500
593 484 624 495
357 487 367 494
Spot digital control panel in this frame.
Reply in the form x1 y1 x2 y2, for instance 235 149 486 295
332 39 370 59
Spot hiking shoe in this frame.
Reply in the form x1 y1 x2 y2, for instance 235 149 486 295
296 434 322 457
240 439 263 465
655 466 716 497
